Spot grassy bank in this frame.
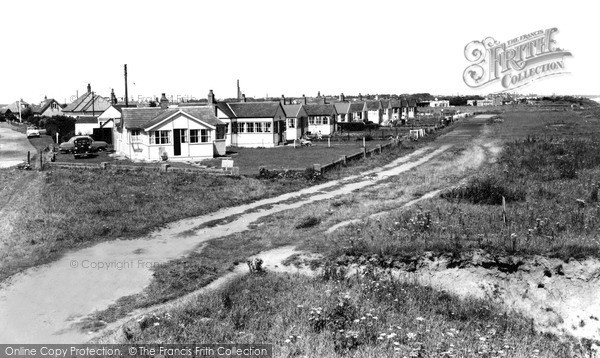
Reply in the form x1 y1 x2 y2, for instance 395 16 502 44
0 168 310 282
90 109 600 355
0 122 452 283
129 272 584 357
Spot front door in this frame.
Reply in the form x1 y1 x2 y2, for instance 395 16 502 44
174 129 182 156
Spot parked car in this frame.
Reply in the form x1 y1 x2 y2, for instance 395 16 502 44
59 136 108 153
26 127 40 138
72 137 93 159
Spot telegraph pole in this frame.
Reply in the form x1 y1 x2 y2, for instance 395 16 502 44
124 64 129 107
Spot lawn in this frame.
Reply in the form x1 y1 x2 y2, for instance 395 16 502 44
203 139 396 175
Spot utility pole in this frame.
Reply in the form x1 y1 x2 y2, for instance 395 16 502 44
124 64 128 107
92 91 95 116
18 99 22 123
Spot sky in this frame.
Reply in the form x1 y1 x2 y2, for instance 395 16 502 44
0 0 598 104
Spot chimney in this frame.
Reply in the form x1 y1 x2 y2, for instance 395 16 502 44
110 88 117 105
317 91 321 97
160 93 169 109
44 95 47 101
242 94 247 102
339 93 345 102
375 94 379 100
87 83 91 94
281 94 286 105
322 96 327 105
358 93 363 101
208 89 215 104
302 94 307 105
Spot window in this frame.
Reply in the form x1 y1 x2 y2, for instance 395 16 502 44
201 129 210 142
264 122 271 132
190 129 199 143
247 123 254 133
256 122 263 132
150 130 170 144
288 118 295 128
130 129 141 142
179 129 187 143
322 117 328 125
216 126 226 140
309 117 315 125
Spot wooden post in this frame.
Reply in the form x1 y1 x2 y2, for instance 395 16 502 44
342 155 347 166
502 196 507 224
363 137 366 148
328 137 330 148
293 139 296 148
347 132 350 141
363 147 367 158
27 151 30 165
38 150 43 171
56 132 59 144
378 144 382 154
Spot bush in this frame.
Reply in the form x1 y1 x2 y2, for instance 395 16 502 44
295 216 320 229
441 176 526 205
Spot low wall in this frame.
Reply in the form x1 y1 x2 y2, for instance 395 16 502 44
46 162 239 176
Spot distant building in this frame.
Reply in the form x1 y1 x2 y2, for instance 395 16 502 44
31 97 63 117
62 84 112 118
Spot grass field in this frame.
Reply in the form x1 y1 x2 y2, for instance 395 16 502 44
0 169 311 282
89 108 600 355
201 139 396 175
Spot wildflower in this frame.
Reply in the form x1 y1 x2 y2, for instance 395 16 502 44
153 322 160 326
415 317 424 322
393 341 400 346
479 337 486 342
284 339 291 343
407 332 417 340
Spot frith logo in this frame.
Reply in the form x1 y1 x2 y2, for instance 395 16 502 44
463 28 572 91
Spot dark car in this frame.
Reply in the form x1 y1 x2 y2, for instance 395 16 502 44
59 135 108 153
72 137 93 159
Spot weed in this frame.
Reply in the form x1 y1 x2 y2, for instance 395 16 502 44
296 216 321 229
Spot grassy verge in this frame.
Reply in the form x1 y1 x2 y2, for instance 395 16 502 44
0 122 454 283
88 109 600 353
0 169 310 282
128 272 585 357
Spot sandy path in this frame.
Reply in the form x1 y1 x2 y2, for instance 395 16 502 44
0 117 488 343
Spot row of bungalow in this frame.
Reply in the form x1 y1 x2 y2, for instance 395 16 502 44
53 85 419 162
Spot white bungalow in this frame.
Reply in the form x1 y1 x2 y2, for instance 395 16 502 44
114 104 227 162
282 104 308 140
208 91 286 148
303 104 337 135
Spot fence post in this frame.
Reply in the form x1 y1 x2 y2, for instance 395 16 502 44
38 150 43 171
293 139 296 148
27 151 30 165
363 137 366 148
313 163 322 175
328 137 330 148
363 147 367 158
378 144 382 154
342 155 347 166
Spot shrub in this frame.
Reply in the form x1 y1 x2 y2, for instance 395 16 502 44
295 216 320 229
441 176 526 205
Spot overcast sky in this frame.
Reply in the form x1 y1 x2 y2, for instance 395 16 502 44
0 0 597 104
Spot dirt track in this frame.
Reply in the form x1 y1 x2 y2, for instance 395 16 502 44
0 116 489 343
0 125 36 168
